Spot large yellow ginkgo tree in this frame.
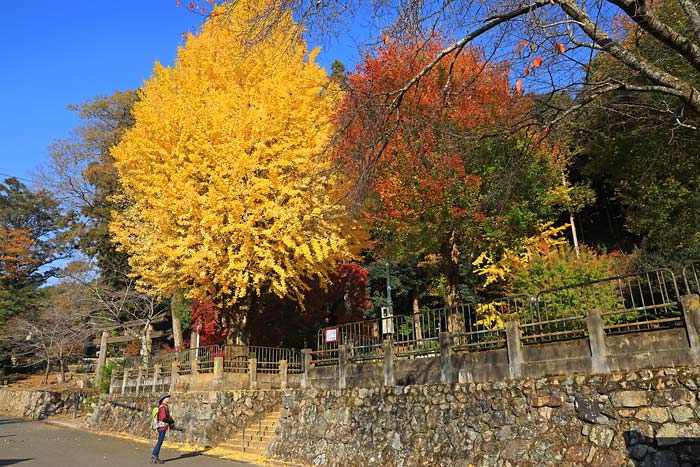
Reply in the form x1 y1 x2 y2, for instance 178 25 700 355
110 0 365 317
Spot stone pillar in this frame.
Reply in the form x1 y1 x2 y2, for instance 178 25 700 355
338 345 348 389
439 332 453 384
249 356 258 389
212 357 223 391
135 367 144 394
152 365 161 393
383 337 395 387
681 294 700 364
189 337 198 375
681 294 700 347
109 370 116 394
301 349 312 389
95 331 109 381
190 350 199 389
505 321 523 380
279 359 288 390
586 309 610 373
170 361 179 394
121 368 130 395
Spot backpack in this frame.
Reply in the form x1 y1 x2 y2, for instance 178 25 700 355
150 406 159 431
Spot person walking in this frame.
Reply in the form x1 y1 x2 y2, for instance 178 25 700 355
151 393 175 464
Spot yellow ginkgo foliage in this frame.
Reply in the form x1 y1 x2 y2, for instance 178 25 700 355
472 222 569 288
110 0 365 306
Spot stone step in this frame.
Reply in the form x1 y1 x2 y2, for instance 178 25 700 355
219 434 275 446
216 408 281 457
234 431 276 443
218 439 272 455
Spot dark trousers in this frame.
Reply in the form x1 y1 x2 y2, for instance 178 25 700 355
152 429 166 458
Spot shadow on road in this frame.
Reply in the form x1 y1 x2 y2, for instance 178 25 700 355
164 449 210 463
625 430 700 466
0 459 33 466
0 419 28 426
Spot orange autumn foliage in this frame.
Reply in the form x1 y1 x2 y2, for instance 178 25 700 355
0 227 39 281
335 39 533 244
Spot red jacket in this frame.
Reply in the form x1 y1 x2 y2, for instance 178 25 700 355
157 403 174 432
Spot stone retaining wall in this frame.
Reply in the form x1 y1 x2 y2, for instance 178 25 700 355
87 390 281 447
0 389 88 419
270 367 700 467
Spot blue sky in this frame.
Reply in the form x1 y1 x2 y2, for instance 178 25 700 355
0 1 203 182
0 1 361 185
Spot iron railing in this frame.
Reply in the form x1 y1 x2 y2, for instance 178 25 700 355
222 345 249 373
450 296 528 351
317 319 383 363
597 269 682 334
314 265 692 356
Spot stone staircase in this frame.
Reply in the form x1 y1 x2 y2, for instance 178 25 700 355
217 406 281 458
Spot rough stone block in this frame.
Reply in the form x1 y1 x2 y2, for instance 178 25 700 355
610 390 649 407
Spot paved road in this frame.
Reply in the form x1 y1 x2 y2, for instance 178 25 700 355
0 417 263 467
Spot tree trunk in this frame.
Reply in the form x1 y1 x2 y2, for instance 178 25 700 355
171 301 184 350
57 359 65 383
412 293 423 341
43 357 50 384
569 209 580 258
443 230 465 334
140 324 153 364
224 296 250 346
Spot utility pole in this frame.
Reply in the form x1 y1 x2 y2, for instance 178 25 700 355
381 262 395 337
386 262 393 314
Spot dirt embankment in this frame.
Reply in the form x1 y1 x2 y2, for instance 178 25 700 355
2 372 92 393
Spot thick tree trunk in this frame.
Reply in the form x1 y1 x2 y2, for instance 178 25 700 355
171 301 184 350
140 324 153 363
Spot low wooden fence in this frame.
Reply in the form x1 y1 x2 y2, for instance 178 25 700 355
110 345 302 394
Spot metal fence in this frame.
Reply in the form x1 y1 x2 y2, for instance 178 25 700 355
450 296 527 351
598 269 682 334
517 269 682 343
313 265 693 360
316 319 383 364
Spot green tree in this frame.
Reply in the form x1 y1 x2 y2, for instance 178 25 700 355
573 0 700 268
0 178 70 323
